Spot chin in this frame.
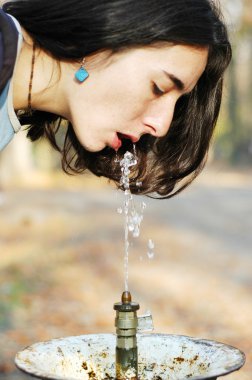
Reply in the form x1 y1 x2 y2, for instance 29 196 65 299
80 139 106 153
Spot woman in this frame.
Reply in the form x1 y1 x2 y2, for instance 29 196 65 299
0 0 231 197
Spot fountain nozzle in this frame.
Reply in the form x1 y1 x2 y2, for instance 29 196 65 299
122 291 132 304
114 291 139 380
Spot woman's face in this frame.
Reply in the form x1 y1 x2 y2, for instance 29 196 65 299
68 44 208 152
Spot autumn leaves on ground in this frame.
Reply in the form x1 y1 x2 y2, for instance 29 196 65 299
0 167 251 380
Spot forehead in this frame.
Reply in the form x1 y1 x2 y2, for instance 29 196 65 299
152 43 209 69
90 44 208 92
145 44 208 67
108 43 208 91
146 43 208 79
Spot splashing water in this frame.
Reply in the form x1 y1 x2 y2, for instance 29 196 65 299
117 148 156 290
118 150 146 291
147 239 155 260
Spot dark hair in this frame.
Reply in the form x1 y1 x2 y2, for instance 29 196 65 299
4 0 231 198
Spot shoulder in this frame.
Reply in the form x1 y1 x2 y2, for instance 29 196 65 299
0 8 19 94
0 10 23 151
0 80 15 151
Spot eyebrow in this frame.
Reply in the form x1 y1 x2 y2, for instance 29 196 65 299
162 71 185 92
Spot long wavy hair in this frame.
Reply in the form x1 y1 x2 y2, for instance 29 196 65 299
3 0 232 198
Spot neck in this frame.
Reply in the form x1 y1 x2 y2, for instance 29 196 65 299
13 28 71 119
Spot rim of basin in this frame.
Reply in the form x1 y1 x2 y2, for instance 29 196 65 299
15 333 246 380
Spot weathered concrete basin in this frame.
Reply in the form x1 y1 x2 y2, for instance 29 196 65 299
15 333 245 380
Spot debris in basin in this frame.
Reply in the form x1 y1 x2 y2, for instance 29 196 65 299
81 359 114 380
116 365 137 380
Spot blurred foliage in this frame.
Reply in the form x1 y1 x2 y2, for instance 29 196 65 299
0 267 28 330
214 0 252 165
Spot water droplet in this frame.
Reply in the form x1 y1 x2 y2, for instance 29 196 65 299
141 202 147 211
147 251 154 259
148 239 155 250
128 224 134 232
117 207 123 214
133 144 137 156
114 152 120 163
133 230 140 238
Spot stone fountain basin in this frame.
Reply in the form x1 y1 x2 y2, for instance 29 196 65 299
15 333 245 380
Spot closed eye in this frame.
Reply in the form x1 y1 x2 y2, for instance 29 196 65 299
152 82 165 97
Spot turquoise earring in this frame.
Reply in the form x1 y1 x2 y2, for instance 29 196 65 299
75 58 89 83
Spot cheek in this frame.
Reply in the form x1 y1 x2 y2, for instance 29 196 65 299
96 90 149 124
115 84 150 121
104 65 150 107
84 66 150 124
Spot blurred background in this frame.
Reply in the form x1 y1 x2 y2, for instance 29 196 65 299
0 1 251 379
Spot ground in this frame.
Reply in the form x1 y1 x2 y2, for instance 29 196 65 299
0 165 251 380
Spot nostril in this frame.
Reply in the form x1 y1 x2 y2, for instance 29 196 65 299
147 122 171 138
143 113 173 137
142 123 157 136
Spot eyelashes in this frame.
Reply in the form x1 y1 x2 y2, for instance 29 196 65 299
152 82 165 97
152 82 191 99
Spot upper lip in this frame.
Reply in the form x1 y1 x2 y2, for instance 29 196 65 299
117 133 139 143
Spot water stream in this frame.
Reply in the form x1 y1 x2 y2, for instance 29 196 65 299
118 149 154 291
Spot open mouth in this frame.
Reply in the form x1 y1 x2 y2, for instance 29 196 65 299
110 133 139 151
117 133 139 143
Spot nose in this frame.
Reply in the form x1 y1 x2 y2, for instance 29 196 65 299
142 97 176 138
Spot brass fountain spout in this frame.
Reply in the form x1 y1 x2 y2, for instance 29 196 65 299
114 291 139 380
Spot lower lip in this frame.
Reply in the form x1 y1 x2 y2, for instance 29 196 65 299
111 134 122 151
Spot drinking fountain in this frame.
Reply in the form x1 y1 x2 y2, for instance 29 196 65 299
15 291 245 380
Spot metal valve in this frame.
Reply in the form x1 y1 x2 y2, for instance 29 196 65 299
114 291 139 380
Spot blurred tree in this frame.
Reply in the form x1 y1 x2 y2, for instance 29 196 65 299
215 0 252 165
0 132 34 186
